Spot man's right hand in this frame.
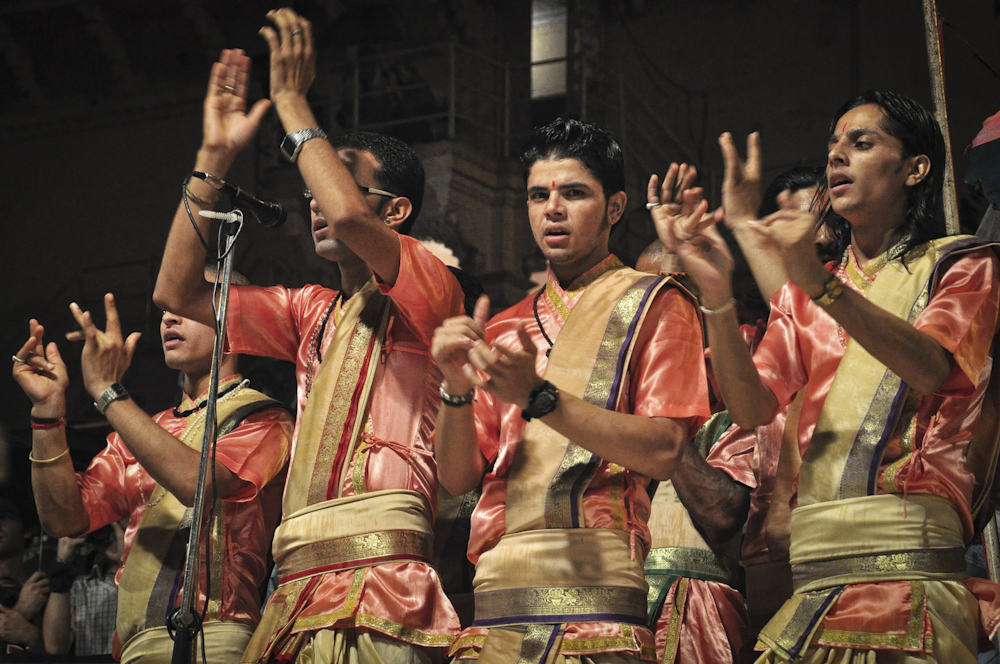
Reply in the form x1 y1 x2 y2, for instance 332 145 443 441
12 320 68 419
432 295 490 397
198 49 272 174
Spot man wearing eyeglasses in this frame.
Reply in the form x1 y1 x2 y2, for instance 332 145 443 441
154 7 464 664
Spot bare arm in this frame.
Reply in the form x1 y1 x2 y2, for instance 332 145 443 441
260 9 405 285
153 49 271 324
69 295 249 506
12 322 91 537
670 441 751 547
432 297 492 495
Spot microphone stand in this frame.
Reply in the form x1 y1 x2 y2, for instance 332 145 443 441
168 209 243 664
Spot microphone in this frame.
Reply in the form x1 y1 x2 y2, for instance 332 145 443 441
190 172 286 228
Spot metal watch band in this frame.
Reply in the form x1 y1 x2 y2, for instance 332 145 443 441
281 127 328 162
94 382 129 415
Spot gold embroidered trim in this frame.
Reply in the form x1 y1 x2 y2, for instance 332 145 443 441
206 499 225 620
290 568 365 632
517 624 560 664
608 463 626 531
660 577 687 664
645 547 734 584
474 586 647 624
813 581 930 651
279 530 432 581
353 613 457 647
791 548 965 591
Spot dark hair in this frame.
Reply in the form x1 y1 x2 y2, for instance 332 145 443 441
520 117 625 198
819 90 946 260
332 131 425 236
759 166 825 217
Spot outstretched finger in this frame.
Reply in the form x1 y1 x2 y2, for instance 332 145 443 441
718 132 743 184
745 132 761 181
123 332 142 368
678 164 698 194
514 320 536 354
103 293 122 340
647 173 661 206
690 206 725 235
69 303 96 341
472 294 490 329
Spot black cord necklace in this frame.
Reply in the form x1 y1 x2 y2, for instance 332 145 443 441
314 292 343 365
532 287 554 357
173 378 245 418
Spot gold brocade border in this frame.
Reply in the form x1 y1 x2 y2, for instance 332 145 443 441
351 416 376 496
450 628 651 660
450 633 488 654
353 613 457 647
206 499 225 620
608 464 626 531
563 256 625 300
660 577 687 664
544 282 571 323
645 547 734 584
812 581 930 652
518 624 560 664
474 586 647 623
881 393 919 494
279 530 432 581
290 568 365 632
306 292 384 504
791 548 965 590
771 587 843 660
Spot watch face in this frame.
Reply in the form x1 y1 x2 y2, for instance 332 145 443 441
535 391 557 412
280 135 297 161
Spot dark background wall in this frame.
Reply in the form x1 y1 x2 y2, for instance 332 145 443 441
0 0 998 494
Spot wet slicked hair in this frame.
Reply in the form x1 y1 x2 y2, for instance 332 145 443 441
333 131 425 236
819 90 946 260
520 117 625 198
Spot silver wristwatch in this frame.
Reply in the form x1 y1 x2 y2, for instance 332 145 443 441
280 128 328 162
94 382 129 415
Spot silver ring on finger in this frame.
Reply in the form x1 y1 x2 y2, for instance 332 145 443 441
646 202 661 210
12 354 27 364
223 85 236 94
291 29 303 36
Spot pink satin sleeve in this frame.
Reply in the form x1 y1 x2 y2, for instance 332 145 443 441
377 235 464 346
753 285 813 409
627 287 711 437
654 579 749 664
76 435 133 535
213 407 292 503
227 284 335 362
914 249 1000 392
705 422 757 488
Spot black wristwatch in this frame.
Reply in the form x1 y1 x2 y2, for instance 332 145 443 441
521 381 559 421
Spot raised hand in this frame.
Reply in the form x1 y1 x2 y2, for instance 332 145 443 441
432 295 490 395
648 163 724 254
260 8 316 103
747 192 826 290
67 293 141 400
719 132 763 229
201 49 272 166
12 320 69 418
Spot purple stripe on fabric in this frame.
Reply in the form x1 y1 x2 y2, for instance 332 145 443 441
538 625 561 663
604 276 663 411
569 454 600 528
472 612 647 628
867 382 908 495
790 587 843 658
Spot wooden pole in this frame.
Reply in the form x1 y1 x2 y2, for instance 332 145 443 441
922 0 960 235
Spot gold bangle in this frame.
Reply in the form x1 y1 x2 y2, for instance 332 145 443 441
184 186 219 206
699 298 736 316
29 448 70 465
812 273 845 307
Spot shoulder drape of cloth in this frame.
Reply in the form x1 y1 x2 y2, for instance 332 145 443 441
758 236 1000 662
115 386 283 656
471 266 673 664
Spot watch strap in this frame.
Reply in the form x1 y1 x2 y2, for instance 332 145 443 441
521 381 559 421
281 127 328 162
440 382 475 407
94 382 129 415
812 273 846 307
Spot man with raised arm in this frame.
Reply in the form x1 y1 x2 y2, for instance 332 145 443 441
664 90 1000 662
431 118 709 664
12 296 292 662
153 8 463 664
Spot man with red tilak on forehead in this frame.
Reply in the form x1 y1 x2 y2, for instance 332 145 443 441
154 7 464 664
431 117 710 664
664 90 1000 663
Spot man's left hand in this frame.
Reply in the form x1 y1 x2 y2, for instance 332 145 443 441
260 8 316 104
67 293 141 400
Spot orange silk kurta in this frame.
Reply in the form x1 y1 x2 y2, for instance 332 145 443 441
77 374 292 640
226 235 463 646
456 257 711 660
751 246 1000 650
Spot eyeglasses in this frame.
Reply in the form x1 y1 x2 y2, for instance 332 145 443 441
303 185 400 203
